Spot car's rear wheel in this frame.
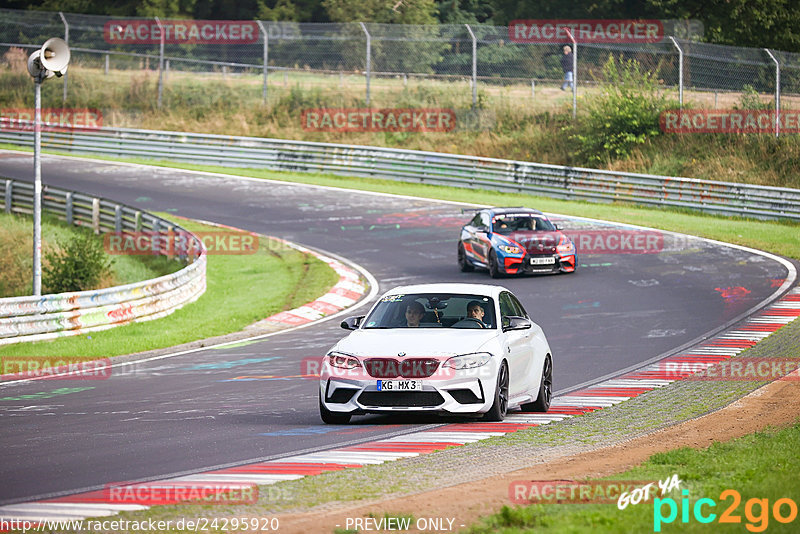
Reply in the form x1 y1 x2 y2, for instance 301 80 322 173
319 395 352 424
522 355 552 412
483 361 509 421
458 242 474 272
488 250 502 279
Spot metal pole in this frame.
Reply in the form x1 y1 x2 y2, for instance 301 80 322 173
764 48 780 138
33 81 42 296
669 36 683 109
256 21 269 104
465 24 477 108
155 17 164 109
566 29 577 119
59 12 69 103
359 22 371 106
104 53 109 75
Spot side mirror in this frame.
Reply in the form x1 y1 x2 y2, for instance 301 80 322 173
341 316 364 330
553 224 560 230
503 316 532 332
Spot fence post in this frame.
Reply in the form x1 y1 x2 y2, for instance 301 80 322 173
465 24 477 108
114 204 122 233
65 191 73 225
155 16 165 109
104 53 109 75
764 48 780 138
59 12 69 103
91 197 100 234
669 36 683 109
565 29 577 119
359 22 371 106
256 20 269 104
4 180 11 213
531 80 535 98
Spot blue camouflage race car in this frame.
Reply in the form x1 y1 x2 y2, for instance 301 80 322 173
457 207 577 278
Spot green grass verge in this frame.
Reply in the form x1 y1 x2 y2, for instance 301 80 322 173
471 423 800 533
0 211 178 297
0 214 340 359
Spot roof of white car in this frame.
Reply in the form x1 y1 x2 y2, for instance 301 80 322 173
381 283 509 297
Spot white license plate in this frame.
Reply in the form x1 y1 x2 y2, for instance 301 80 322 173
377 380 422 391
530 256 556 265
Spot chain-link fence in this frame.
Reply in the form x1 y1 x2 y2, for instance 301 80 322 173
1 8 799 135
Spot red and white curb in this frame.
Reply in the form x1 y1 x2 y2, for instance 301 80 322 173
2 286 798 524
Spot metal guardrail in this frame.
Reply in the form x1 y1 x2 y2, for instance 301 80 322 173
0 123 799 221
0 177 206 345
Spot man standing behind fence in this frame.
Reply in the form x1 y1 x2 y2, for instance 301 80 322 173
560 45 573 91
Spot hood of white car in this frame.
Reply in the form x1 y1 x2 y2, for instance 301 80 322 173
332 328 500 358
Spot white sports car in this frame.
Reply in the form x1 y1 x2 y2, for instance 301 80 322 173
319 283 553 424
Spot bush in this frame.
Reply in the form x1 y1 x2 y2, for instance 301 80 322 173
43 231 112 294
570 55 673 164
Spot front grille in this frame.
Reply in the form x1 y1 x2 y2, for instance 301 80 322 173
364 358 440 378
358 391 445 407
327 388 358 403
449 389 483 404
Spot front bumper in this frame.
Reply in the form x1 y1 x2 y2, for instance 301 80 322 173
503 253 576 274
319 358 501 416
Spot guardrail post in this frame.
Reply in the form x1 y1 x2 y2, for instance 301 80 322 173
4 180 11 213
669 37 683 109
256 20 269 104
152 218 161 255
134 210 141 231
155 17 165 109
114 204 122 233
59 12 69 103
165 59 170 81
91 197 100 234
764 48 780 138
465 24 477 108
359 22 371 106
65 191 73 225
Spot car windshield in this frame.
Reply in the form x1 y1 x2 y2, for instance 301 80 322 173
363 293 496 329
492 214 555 234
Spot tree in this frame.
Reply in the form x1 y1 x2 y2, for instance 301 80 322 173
323 0 438 24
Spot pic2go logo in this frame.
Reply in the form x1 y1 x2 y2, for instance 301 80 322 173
654 489 798 532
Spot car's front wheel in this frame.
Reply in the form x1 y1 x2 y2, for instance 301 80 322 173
521 355 552 412
488 250 503 279
458 242 474 272
319 395 352 424
483 361 509 421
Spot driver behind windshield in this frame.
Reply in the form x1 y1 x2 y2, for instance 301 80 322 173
467 300 486 325
405 301 425 327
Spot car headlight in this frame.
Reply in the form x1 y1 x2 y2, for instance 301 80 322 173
556 235 575 254
442 352 492 370
499 245 523 255
327 351 361 369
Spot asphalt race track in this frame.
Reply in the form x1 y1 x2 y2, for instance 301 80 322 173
0 151 791 504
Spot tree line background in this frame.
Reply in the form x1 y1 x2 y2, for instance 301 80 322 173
2 0 798 53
